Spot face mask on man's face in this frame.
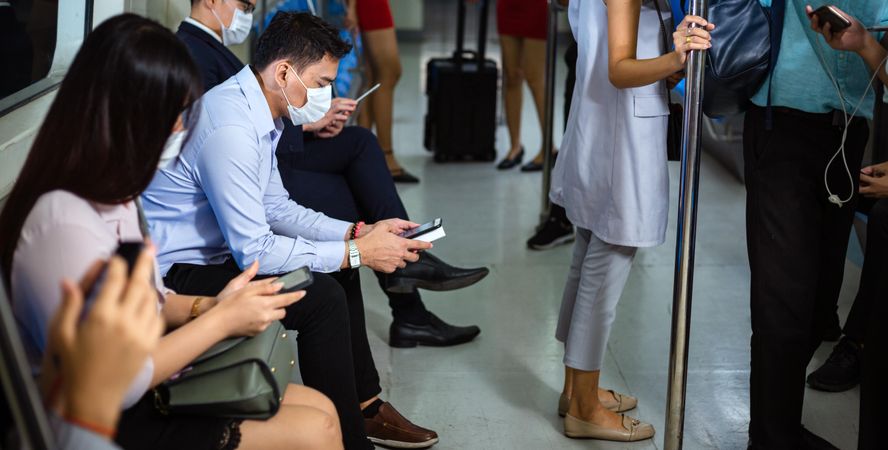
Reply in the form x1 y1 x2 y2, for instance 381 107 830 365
211 0 252 46
279 65 332 126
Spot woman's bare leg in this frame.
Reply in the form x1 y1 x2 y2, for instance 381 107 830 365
360 27 404 174
563 368 637 404
500 34 525 160
357 62 375 130
562 366 574 398
282 383 338 419
568 368 624 429
521 37 555 164
237 383 343 449
240 406 342 450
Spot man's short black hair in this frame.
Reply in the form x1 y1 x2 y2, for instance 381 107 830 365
253 12 352 71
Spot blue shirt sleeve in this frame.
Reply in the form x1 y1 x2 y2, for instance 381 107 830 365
264 156 352 242
195 126 347 274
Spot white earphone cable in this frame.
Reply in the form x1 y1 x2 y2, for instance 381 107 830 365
811 39 888 207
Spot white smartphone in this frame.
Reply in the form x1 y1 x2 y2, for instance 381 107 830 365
399 218 445 242
355 83 381 103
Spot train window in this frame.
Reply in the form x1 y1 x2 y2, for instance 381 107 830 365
0 0 93 116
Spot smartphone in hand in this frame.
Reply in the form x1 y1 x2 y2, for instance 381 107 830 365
83 242 144 317
810 5 852 32
276 267 314 293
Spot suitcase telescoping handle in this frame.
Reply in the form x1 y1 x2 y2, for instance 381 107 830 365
454 0 490 63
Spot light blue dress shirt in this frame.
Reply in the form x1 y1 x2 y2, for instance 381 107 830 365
752 0 888 119
142 66 351 276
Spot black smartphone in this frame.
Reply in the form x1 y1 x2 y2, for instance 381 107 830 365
811 5 852 32
399 218 443 240
83 242 144 313
277 267 314 293
115 242 145 274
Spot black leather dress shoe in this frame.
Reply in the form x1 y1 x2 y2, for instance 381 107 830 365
384 252 489 294
497 148 524 170
389 313 481 348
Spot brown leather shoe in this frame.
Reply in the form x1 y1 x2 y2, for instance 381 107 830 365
365 402 439 449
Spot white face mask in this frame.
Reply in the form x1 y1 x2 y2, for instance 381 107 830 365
280 66 332 126
212 1 252 46
159 130 186 169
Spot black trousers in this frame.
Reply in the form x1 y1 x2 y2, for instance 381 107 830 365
856 199 888 449
164 260 378 450
839 198 879 342
743 105 868 449
276 125 431 324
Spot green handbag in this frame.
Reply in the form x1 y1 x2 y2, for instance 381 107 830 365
153 322 296 420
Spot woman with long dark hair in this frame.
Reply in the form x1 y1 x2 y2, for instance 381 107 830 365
0 14 342 450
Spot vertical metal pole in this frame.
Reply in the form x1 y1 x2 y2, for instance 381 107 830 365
539 0 560 218
664 0 709 449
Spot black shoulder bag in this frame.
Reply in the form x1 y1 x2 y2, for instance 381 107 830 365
653 0 683 162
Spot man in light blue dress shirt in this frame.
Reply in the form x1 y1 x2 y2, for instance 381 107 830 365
743 1 887 449
142 12 440 450
142 63 427 277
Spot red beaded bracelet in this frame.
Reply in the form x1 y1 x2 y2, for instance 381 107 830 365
354 221 365 239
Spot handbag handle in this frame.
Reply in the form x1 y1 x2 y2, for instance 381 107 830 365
652 0 672 59
652 1 678 102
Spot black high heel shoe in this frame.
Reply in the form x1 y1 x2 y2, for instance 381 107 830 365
391 169 420 183
496 148 525 170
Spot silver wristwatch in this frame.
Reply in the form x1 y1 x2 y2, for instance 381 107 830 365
347 240 361 269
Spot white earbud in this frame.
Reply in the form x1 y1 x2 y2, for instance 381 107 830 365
827 194 842 206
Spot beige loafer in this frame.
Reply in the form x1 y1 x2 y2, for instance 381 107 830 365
600 389 637 413
563 413 655 441
558 390 637 417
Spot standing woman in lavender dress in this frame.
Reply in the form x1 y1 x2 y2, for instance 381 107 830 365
550 0 714 441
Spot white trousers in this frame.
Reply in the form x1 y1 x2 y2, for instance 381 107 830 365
556 228 637 371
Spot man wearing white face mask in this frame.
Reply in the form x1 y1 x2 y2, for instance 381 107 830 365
177 0 488 350
178 0 254 89
142 12 442 449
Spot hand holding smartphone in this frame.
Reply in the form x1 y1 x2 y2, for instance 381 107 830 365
276 267 314 293
399 218 446 243
83 242 145 314
809 5 852 32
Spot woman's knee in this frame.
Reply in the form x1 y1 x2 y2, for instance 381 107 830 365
298 409 343 450
503 67 524 88
284 384 338 419
376 61 402 85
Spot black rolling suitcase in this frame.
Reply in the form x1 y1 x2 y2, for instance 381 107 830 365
423 0 497 162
